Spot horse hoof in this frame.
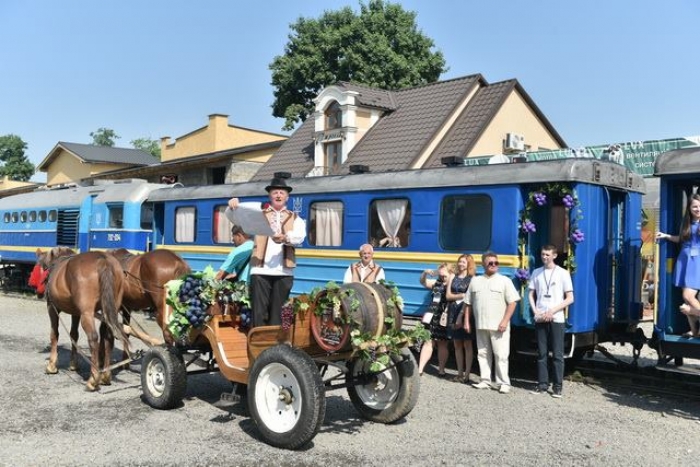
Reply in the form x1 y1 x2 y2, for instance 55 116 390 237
68 363 79 372
100 374 112 386
86 377 100 392
45 364 58 374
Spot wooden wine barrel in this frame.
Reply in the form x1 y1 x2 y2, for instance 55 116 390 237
309 282 403 353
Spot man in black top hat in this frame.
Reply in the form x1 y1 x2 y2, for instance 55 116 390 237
227 173 306 327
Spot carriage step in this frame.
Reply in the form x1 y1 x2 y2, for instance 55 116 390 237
220 392 241 404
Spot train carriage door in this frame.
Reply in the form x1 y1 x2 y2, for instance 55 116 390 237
606 189 628 322
151 202 165 248
78 195 95 252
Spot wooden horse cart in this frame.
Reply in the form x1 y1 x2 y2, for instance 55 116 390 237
138 282 421 450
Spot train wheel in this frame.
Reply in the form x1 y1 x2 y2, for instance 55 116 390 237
248 345 325 450
347 348 420 423
141 346 187 410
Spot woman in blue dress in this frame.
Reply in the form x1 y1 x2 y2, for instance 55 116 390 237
657 193 700 337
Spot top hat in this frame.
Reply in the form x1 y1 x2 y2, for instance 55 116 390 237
265 177 293 193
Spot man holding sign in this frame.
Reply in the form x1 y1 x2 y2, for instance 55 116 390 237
226 173 306 327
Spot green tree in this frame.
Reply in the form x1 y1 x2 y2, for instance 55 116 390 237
269 0 447 130
131 137 161 159
90 127 120 147
0 134 35 181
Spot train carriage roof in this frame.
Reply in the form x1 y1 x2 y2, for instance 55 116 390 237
147 159 645 202
0 180 167 210
654 147 700 176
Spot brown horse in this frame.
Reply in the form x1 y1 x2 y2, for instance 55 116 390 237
37 247 129 391
109 248 190 346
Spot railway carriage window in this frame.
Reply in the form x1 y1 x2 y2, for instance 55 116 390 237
108 205 124 228
29 211 36 222
440 195 492 251
48 210 57 222
369 199 410 248
3 213 9 223
11 212 18 223
140 203 154 230
20 211 27 222
175 206 196 243
309 201 343 246
38 211 47 222
213 205 234 244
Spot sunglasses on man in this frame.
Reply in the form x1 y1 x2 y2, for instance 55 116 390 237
487 261 499 267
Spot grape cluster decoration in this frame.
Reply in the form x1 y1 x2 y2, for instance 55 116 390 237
165 266 252 341
518 183 583 275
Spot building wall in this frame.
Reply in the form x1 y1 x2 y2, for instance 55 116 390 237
160 114 287 162
46 150 125 186
469 90 563 157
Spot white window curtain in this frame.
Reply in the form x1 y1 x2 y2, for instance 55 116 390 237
376 199 408 247
175 207 195 242
313 202 343 246
213 205 232 244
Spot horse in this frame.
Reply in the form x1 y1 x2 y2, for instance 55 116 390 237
36 247 130 391
109 248 191 347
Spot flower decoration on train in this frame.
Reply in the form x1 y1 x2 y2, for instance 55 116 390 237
518 183 583 274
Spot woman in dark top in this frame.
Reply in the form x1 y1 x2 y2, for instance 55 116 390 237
417 263 453 377
446 254 476 383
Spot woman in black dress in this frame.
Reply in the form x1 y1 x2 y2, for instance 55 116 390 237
446 254 476 383
417 263 454 376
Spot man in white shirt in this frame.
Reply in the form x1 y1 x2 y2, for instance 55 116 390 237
227 175 306 327
465 252 520 394
343 244 385 284
527 244 574 398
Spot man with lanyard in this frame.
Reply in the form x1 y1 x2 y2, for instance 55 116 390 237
215 224 253 283
528 244 574 398
227 174 306 327
466 252 520 394
343 244 385 284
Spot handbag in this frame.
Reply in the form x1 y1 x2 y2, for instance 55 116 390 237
439 310 448 327
421 311 434 324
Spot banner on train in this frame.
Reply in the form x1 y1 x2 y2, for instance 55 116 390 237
474 136 700 178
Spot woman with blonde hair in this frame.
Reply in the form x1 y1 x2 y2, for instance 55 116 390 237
417 263 454 377
447 254 476 383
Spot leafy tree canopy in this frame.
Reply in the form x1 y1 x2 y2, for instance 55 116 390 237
131 137 161 159
269 0 448 130
90 127 120 147
0 134 35 181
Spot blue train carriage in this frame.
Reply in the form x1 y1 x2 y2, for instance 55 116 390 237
652 147 700 363
0 179 165 278
145 158 644 356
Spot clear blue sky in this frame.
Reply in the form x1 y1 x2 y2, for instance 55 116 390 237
2 0 699 182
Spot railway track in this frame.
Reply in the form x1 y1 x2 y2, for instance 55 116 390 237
569 348 700 400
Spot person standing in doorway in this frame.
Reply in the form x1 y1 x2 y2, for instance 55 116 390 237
466 252 520 394
527 245 574 398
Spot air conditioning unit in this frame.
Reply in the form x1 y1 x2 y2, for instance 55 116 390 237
504 133 525 152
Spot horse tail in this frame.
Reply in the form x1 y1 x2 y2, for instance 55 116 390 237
100 257 130 354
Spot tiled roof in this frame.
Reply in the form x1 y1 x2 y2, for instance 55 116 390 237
253 73 566 178
59 142 158 165
425 79 516 167
340 74 483 173
38 142 159 171
251 118 316 181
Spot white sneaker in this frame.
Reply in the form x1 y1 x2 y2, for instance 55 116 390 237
472 381 491 389
499 385 511 394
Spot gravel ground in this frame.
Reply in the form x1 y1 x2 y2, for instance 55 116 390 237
1 293 699 467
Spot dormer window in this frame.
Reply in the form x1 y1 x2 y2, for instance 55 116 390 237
325 102 342 129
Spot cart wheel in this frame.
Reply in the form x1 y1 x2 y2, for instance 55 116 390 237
248 344 325 450
141 346 187 410
347 347 420 423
